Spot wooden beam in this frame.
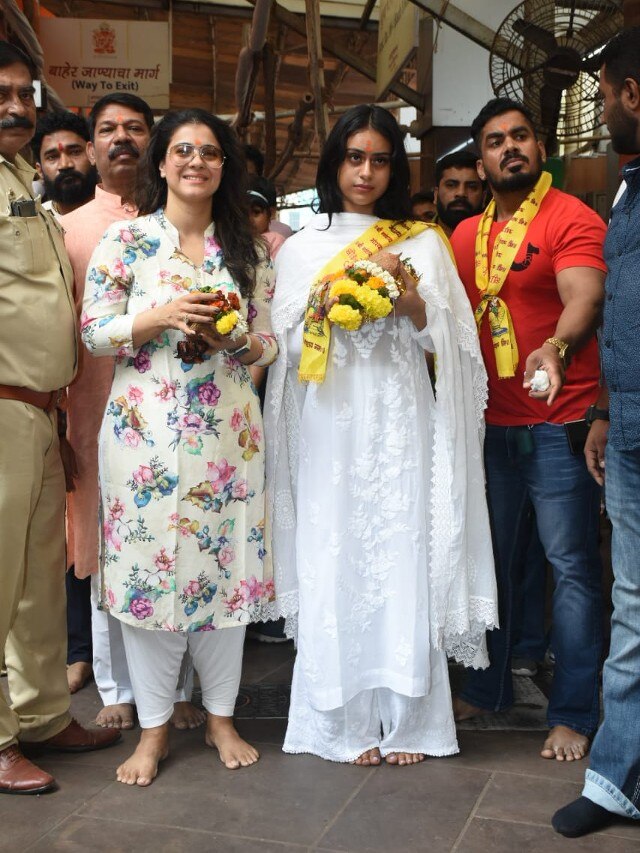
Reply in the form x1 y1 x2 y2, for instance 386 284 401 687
269 92 314 180
262 41 277 174
262 0 424 111
233 0 272 132
304 0 329 147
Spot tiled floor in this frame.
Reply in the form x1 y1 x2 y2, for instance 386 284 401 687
2 641 639 853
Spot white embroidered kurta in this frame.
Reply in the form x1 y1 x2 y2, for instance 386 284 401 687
264 213 498 724
81 210 277 632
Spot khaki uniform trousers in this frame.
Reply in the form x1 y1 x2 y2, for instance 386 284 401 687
0 399 71 750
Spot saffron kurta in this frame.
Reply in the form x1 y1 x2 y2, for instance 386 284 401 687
82 209 277 632
61 186 139 578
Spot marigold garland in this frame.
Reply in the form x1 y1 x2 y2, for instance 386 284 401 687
327 260 405 331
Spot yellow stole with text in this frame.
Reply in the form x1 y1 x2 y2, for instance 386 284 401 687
474 171 552 378
298 219 449 383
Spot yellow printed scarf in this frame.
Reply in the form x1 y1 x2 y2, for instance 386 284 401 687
299 219 448 383
474 171 552 378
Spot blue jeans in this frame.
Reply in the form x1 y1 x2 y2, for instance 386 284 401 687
512 511 548 662
460 423 602 736
583 444 640 819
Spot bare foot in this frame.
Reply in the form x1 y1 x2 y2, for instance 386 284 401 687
96 703 135 730
67 661 92 694
116 725 169 787
541 726 590 762
453 697 489 722
205 714 259 769
385 752 425 766
350 747 381 766
170 701 206 730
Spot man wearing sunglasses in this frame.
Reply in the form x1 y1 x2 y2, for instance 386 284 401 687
61 94 201 734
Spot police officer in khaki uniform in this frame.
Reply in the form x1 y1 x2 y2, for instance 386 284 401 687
0 41 120 795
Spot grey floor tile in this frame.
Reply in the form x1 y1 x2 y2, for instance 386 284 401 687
476 772 640 842
235 717 288 744
241 641 296 684
0 762 113 852
455 731 588 783
76 742 368 846
319 760 491 852
26 816 308 853
457 817 640 852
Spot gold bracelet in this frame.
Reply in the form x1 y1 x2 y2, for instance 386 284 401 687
544 337 569 362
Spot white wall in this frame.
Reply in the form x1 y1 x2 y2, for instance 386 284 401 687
431 0 515 127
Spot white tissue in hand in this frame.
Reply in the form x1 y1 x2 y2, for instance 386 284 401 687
530 369 550 392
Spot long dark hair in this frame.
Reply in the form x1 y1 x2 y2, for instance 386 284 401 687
316 105 412 222
136 108 258 298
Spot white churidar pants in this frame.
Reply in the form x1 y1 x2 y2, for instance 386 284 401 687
91 575 193 707
284 648 458 762
120 622 245 728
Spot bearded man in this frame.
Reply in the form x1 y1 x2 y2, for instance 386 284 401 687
433 149 484 236
450 97 607 764
553 26 640 838
32 111 96 218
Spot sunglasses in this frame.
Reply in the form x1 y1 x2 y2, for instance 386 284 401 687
167 142 225 169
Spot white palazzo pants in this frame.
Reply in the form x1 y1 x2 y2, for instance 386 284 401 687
284 647 458 762
120 623 245 728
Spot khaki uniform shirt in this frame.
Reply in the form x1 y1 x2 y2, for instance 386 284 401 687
0 153 77 392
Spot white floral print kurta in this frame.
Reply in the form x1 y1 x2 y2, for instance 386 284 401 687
81 209 277 632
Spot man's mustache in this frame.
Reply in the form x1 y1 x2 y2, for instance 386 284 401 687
54 168 84 186
108 141 139 160
0 116 34 130
446 198 473 213
500 150 529 170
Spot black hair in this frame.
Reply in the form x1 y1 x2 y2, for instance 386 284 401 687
470 98 537 147
247 174 276 209
243 143 264 176
601 26 640 91
410 189 434 205
88 94 154 140
435 150 480 184
135 108 259 298
31 110 89 160
316 104 412 221
0 40 36 77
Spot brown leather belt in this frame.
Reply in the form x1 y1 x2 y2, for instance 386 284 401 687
0 384 61 412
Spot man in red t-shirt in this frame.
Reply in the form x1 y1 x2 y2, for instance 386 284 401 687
450 97 606 762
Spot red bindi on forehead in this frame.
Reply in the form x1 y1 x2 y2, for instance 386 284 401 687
57 141 65 151
116 114 124 124
364 139 373 152
194 138 202 146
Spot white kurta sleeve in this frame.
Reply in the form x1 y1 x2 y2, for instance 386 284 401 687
81 223 136 357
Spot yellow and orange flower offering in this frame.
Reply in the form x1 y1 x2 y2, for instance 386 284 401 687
327 260 405 331
194 287 248 341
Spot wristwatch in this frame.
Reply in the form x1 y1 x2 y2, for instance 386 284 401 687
225 336 251 360
585 404 610 426
544 337 570 363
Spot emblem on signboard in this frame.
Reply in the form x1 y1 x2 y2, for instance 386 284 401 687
92 22 116 55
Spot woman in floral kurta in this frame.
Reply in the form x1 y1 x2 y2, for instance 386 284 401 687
82 109 277 785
